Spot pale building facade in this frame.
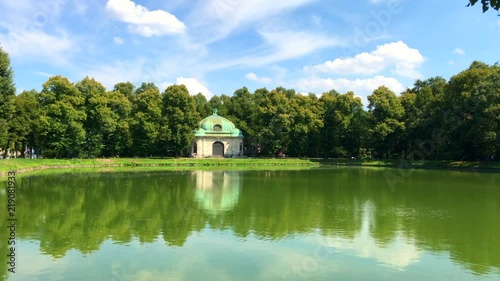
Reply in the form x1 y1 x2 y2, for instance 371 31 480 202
190 110 243 158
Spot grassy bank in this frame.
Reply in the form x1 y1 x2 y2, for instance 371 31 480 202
313 158 500 170
0 158 498 175
0 158 318 175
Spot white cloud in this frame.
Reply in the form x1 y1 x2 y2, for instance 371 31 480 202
0 29 76 65
369 0 401 4
176 77 213 99
296 75 405 106
449 60 455 65
0 0 77 67
105 0 186 37
190 0 316 41
311 15 322 26
258 29 343 63
113 36 124 45
305 41 425 79
73 3 88 15
452 48 465 56
206 29 343 70
84 58 149 89
34 71 54 78
245 72 272 84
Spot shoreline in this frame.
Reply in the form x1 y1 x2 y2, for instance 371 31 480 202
0 158 499 176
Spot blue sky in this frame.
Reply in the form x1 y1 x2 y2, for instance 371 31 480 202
0 0 499 105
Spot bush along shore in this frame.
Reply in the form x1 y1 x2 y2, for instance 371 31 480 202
0 158 499 176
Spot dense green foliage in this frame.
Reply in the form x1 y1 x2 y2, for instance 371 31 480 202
0 47 15 149
467 0 500 13
0 47 498 160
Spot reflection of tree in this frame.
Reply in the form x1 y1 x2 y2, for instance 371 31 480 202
0 187 8 281
0 168 499 276
13 171 207 255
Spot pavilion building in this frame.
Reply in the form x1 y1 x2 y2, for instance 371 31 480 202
190 109 243 158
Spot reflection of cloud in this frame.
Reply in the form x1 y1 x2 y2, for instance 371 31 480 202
14 240 70 279
319 201 421 269
192 171 241 214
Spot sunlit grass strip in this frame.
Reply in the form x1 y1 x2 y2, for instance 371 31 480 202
0 158 498 176
0 158 319 175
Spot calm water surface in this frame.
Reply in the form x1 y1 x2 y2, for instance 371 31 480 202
1 167 499 281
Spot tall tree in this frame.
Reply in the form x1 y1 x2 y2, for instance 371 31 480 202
443 61 500 160
400 77 447 159
8 90 39 157
254 89 291 156
368 86 406 159
229 87 255 155
321 90 366 158
103 90 133 157
113 82 136 103
288 94 324 157
76 77 109 158
0 46 16 150
130 86 163 156
162 85 199 156
38 76 86 158
208 95 230 117
135 82 159 96
193 93 212 118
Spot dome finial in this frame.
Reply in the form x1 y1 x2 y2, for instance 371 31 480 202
212 108 218 115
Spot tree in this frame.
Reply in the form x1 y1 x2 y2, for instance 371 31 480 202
254 89 291 156
368 86 406 159
208 95 230 117
130 85 163 156
76 77 109 158
443 61 500 160
162 85 199 156
321 90 366 158
135 82 159 96
400 77 447 159
37 76 86 158
113 82 136 103
229 87 256 155
288 94 324 157
8 90 39 157
0 46 16 150
193 93 212 117
102 90 133 157
467 0 500 13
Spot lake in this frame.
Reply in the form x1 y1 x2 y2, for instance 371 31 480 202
1 167 499 281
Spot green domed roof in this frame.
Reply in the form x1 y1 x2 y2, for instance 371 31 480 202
194 109 243 137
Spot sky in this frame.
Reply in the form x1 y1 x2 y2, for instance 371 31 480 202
0 0 499 105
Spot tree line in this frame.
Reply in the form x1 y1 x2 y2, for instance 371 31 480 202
0 47 499 160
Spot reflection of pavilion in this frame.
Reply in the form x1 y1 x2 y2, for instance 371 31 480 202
192 171 241 214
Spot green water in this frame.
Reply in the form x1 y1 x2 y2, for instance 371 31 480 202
1 167 499 281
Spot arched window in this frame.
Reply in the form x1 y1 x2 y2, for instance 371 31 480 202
213 124 222 131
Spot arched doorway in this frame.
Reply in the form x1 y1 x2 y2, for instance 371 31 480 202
212 142 224 157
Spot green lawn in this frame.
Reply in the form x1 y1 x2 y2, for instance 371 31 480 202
0 157 498 175
0 157 318 174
